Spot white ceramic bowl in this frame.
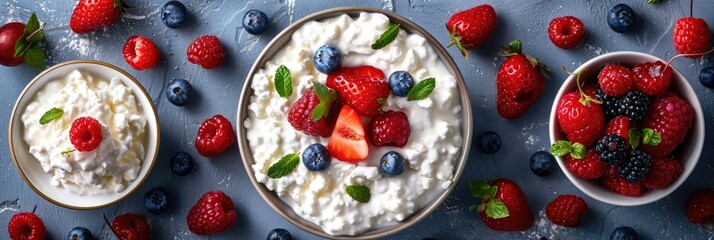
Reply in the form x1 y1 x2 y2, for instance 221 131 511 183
8 60 160 209
549 51 705 206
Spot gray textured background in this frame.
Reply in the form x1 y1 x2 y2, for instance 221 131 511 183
1 0 713 239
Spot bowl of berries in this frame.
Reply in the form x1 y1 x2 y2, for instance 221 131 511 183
549 51 705 206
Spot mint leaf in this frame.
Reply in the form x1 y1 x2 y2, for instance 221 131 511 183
345 184 370 203
267 153 300 178
274 65 292 98
629 128 641 149
484 199 509 219
407 78 436 101
311 103 328 121
24 12 39 37
469 181 497 199
14 40 27 57
25 45 45 69
371 23 400 50
39 108 63 125
642 128 662 146
310 81 335 121
550 140 573 157
571 143 586 159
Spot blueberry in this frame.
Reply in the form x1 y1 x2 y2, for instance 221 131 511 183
379 151 406 177
529 151 556 176
171 151 195 176
144 187 170 214
388 71 415 97
67 227 95 240
608 4 636 33
700 66 714 89
609 226 639 240
302 143 330 171
313 45 342 74
161 1 187 28
267 228 292 240
477 131 501 154
165 79 192 106
243 9 269 35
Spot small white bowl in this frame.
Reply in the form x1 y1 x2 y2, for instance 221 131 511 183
549 51 705 206
8 60 160 210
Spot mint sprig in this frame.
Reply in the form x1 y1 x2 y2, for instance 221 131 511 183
267 153 300 178
39 108 63 125
311 81 337 121
550 140 586 159
14 12 46 70
641 128 662 146
274 65 292 98
407 78 436 101
345 184 370 203
371 23 400 50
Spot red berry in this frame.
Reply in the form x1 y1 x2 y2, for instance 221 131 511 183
0 22 26 66
187 35 224 69
477 179 534 231
601 165 644 197
70 0 121 34
69 117 103 152
195 115 235 157
287 89 341 137
187 191 237 235
632 61 672 97
8 212 45 240
445 4 497 59
546 195 588 227
556 91 605 146
598 64 634 96
673 17 712 58
496 40 547 119
604 116 631 148
548 16 585 49
327 105 369 162
326 66 390 118
565 149 606 179
684 188 714 224
368 110 411 147
640 95 694 158
112 213 150 240
642 158 682 190
122 35 160 70
582 85 599 99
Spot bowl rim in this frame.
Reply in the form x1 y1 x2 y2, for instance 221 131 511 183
236 6 473 239
548 51 705 206
7 60 161 210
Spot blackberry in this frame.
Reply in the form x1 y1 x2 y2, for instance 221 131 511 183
619 149 651 183
596 134 628 165
595 87 621 119
618 90 649 123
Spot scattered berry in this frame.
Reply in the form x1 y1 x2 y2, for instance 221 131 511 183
684 188 714 224
287 89 340 137
608 4 636 33
194 115 235 157
165 79 193 106
557 91 605 146
327 105 369 162
641 95 694 158
445 4 497 59
545 195 587 227
187 191 237 235
70 0 122 33
604 116 631 146
70 117 104 152
598 64 633 96
548 16 585 49
529 151 556 176
388 71 415 97
477 131 501 154
632 61 672 96
144 187 170 214
601 165 644 197
267 228 292 240
609 226 639 240
313 45 342 74
368 110 411 147
473 179 534 231
111 213 150 240
379 151 406 177
618 149 651 183
67 227 95 240
187 35 224 69
699 66 714 88
617 90 649 123
596 134 628 165
123 35 160 70
326 66 390 117
0 22 26 66
497 39 549 119
242 9 269 35
673 17 711 58
8 212 46 240
642 158 682 190
171 151 195 176
565 149 606 179
161 1 187 28
302 143 330 171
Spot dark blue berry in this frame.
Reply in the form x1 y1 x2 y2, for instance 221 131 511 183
530 151 556 176
161 1 187 28
67 227 95 240
700 66 714 89
165 79 192 106
478 131 501 154
171 151 195 176
144 187 170 214
379 151 406 177
609 226 639 240
388 71 415 97
608 4 636 33
596 134 628 165
243 9 269 35
302 143 330 171
619 149 651 183
267 228 292 240
313 45 342 74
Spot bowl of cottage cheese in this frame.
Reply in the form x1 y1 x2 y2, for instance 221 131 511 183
237 7 472 239
8 60 160 209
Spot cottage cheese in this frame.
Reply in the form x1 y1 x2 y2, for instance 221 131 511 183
21 70 147 196
245 13 462 235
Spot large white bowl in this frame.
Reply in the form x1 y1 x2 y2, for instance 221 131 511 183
8 60 160 209
549 51 705 206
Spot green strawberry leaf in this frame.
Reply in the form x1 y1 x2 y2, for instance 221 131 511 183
14 40 27 57
642 128 662 146
469 181 497 199
39 108 63 125
647 0 661 3
571 142 586 159
550 140 573 157
274 65 292 98
484 199 510 219
25 45 45 70
407 78 436 101
371 23 400 50
502 39 522 55
23 12 39 37
61 149 76 157
629 128 641 149
267 153 300 178
345 184 370 203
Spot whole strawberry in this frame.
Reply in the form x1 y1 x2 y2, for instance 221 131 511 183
556 68 605 146
287 86 340 138
111 213 150 240
672 0 711 59
496 39 550 119
598 64 634 97
70 0 123 34
546 195 588 227
187 191 237 235
445 4 497 59
632 61 672 97
565 149 606 179
548 16 586 49
187 35 224 69
642 158 682 190
601 165 644 197
684 188 714 224
469 179 534 231
326 66 390 118
640 95 694 158
8 212 45 240
195 115 235 157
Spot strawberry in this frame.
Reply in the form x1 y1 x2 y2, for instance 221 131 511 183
469 179 534 231
327 105 369 162
70 0 123 34
187 35 225 69
632 61 672 97
565 149 606 179
496 39 550 119
187 191 237 235
598 64 634 96
111 213 150 240
368 110 411 147
673 17 711 58
604 116 631 148
641 95 694 158
556 68 605 146
545 195 588 227
642 158 682 190
326 66 389 118
684 188 714 224
548 16 586 49
445 4 497 59
8 212 45 240
287 84 340 138
123 35 160 70
601 165 644 197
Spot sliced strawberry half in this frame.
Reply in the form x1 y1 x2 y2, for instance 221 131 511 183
327 105 369 162
326 66 390 118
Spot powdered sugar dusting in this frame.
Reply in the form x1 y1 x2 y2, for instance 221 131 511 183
522 122 548 149
0 199 20 214
522 210 568 239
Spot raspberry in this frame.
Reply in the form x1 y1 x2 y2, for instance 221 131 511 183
548 16 585 49
596 134 628 165
111 213 150 240
69 117 103 152
642 158 682 190
287 89 341 137
545 195 588 227
684 188 714 224
122 35 160 70
604 116 631 146
617 90 649 123
187 35 224 69
601 165 644 197
368 110 411 147
598 64 633 96
187 191 237 235
565 149 606 179
618 149 651 183
632 61 672 96
8 212 46 240
595 87 621 120
640 95 694 158
195 115 235 157
673 17 712 58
